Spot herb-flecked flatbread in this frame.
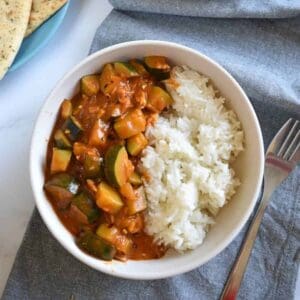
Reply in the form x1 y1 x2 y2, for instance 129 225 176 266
0 0 32 79
25 0 68 37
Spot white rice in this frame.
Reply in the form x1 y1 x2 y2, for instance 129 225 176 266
140 66 244 251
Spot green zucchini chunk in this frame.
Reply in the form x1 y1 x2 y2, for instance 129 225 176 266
77 231 116 260
72 192 100 223
62 116 83 142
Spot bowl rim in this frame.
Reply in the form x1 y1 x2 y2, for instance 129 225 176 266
30 40 264 280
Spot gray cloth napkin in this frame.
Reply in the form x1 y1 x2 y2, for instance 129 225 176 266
110 0 300 18
3 1 300 299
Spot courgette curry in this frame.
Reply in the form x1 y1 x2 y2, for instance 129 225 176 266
44 56 173 261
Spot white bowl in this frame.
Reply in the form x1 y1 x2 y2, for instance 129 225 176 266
30 40 264 279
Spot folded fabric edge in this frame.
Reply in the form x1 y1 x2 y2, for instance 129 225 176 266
108 0 300 19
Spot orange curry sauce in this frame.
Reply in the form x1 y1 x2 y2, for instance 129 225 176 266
44 58 173 261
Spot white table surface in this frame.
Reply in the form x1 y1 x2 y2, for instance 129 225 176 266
0 0 298 297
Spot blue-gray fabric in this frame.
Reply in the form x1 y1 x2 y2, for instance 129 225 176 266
109 0 300 18
2 1 300 299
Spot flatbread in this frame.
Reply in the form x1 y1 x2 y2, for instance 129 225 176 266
0 0 32 79
25 0 68 37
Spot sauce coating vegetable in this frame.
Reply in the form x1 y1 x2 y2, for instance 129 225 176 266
44 56 172 261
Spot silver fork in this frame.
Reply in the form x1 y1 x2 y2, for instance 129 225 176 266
220 118 300 300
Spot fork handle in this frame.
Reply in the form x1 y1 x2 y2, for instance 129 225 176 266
220 190 270 300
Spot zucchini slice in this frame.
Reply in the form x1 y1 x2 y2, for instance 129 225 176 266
114 62 138 77
60 99 72 119
129 59 149 76
144 56 171 80
69 204 90 225
127 133 148 156
96 224 132 254
114 109 146 139
54 129 72 149
96 223 119 244
104 145 130 187
72 142 102 178
62 116 83 142
146 86 173 112
81 75 100 96
96 182 124 214
44 173 79 208
83 153 102 179
128 171 142 186
99 63 119 95
72 192 100 223
50 148 72 174
77 231 116 260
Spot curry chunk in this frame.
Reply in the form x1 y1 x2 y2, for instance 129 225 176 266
114 109 146 139
120 182 136 201
44 173 79 208
50 148 72 174
99 63 120 95
129 171 142 186
54 129 72 149
81 75 100 96
88 119 109 147
117 213 144 234
127 133 148 156
73 142 102 178
62 116 83 142
72 192 100 223
77 231 116 260
96 182 124 214
45 56 171 262
146 86 173 112
144 56 171 80
60 99 72 119
114 62 138 78
104 145 133 187
96 223 132 254
129 59 149 76
126 186 147 215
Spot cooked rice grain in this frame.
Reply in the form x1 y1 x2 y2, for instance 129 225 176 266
140 66 244 251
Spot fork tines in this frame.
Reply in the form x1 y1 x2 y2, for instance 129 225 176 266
276 119 300 161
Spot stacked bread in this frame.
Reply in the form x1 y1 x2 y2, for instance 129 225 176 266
0 0 68 79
